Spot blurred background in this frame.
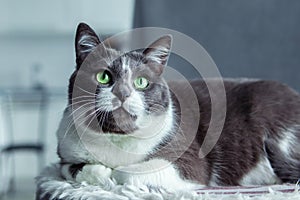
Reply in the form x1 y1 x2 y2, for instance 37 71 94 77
0 0 300 199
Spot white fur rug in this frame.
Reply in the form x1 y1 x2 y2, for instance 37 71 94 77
36 164 300 200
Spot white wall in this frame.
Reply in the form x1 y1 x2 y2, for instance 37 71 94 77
0 35 74 88
0 0 135 89
0 0 134 35
0 0 135 180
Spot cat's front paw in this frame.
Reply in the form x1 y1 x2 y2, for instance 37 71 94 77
76 164 112 186
111 165 143 186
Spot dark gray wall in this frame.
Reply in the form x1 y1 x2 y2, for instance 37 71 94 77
134 0 300 91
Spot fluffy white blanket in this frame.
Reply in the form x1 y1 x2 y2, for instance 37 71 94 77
36 164 300 200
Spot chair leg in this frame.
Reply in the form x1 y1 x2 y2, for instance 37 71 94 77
0 153 6 195
0 152 12 195
37 150 46 173
8 153 16 193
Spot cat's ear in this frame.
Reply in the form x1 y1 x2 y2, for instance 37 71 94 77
75 22 101 67
143 35 172 73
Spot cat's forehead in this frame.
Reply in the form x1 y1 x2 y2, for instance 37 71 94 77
109 51 145 72
113 51 143 66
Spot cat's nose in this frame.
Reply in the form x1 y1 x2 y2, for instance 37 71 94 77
117 91 130 102
112 85 131 102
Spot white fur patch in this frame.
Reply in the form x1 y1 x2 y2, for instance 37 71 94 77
278 128 298 157
239 156 281 185
76 164 112 186
122 90 144 116
121 56 130 71
111 158 201 191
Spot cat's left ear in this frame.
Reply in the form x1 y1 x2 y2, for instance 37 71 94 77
143 35 172 74
75 22 101 67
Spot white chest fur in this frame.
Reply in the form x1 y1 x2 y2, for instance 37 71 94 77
57 104 174 168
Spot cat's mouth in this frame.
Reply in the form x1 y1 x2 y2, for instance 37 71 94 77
112 107 138 122
96 107 138 134
112 100 138 118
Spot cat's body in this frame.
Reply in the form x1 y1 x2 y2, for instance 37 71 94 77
57 23 300 191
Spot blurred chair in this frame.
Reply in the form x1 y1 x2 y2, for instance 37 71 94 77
0 86 48 195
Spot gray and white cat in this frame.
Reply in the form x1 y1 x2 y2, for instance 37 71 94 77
57 23 300 191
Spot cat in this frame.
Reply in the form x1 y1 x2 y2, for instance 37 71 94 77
57 22 300 191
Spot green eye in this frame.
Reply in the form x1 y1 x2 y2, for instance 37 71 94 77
134 77 149 90
96 71 111 84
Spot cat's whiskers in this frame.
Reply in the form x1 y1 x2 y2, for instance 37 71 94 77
77 106 102 143
61 103 97 142
72 103 98 125
62 113 93 143
144 103 167 114
66 97 96 110
64 104 93 133
61 115 87 143
70 95 96 101
99 110 110 132
144 97 167 104
67 101 96 118
67 92 98 119
66 101 95 113
68 98 95 106
95 110 107 131
75 103 112 138
76 86 98 96
67 105 100 148
123 102 143 115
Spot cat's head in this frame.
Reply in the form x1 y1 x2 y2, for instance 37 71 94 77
69 23 173 135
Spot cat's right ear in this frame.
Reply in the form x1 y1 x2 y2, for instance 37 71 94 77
75 23 101 67
143 35 172 75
